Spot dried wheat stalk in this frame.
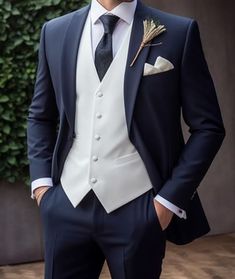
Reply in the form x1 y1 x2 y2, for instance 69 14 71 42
130 19 166 67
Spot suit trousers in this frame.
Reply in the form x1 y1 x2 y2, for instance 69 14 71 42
39 183 166 279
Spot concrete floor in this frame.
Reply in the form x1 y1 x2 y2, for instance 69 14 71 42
0 234 234 278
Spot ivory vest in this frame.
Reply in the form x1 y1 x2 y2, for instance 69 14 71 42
60 15 153 213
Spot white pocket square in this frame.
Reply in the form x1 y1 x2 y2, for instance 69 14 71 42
143 56 174 76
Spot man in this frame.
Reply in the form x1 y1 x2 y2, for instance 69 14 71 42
27 0 225 278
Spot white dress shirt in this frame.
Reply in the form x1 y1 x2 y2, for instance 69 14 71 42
32 0 186 219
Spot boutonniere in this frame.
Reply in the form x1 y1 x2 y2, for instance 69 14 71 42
130 19 166 67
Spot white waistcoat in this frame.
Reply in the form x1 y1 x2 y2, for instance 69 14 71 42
60 16 153 213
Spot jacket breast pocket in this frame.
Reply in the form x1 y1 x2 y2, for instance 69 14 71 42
137 68 179 110
142 68 175 82
139 68 178 97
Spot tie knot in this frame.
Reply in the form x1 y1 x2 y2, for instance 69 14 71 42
100 14 119 34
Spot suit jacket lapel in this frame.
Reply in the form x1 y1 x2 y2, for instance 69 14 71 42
61 2 157 134
124 1 152 134
61 5 90 131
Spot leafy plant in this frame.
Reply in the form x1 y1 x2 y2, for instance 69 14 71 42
0 0 89 184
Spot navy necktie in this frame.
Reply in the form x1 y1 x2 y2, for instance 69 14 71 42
95 14 119 81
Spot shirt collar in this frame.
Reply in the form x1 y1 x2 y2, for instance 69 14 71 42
90 0 137 25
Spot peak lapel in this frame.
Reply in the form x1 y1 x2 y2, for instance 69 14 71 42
61 5 90 131
124 1 151 134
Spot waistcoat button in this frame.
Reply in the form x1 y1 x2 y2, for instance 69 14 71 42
95 134 101 140
92 155 98 162
91 178 97 184
96 113 102 119
97 91 103 97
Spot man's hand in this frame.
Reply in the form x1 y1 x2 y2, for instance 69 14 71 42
34 186 51 206
153 199 174 230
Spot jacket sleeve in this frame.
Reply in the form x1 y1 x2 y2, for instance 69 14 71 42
27 23 58 182
158 20 226 210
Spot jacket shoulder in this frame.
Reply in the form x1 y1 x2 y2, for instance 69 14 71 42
146 6 193 26
142 5 197 47
44 5 89 33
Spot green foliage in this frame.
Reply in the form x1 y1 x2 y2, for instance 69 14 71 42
0 0 89 184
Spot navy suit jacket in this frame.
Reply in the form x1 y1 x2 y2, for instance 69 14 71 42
27 1 225 244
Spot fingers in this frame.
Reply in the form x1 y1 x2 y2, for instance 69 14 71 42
35 187 50 206
153 199 174 230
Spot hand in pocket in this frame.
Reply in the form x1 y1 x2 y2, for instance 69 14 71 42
153 199 174 230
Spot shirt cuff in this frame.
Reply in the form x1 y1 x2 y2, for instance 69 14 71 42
31 178 53 199
155 194 187 219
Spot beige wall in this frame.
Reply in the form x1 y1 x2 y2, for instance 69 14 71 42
144 0 235 234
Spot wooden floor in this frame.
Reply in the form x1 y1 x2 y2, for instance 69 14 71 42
0 234 234 278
